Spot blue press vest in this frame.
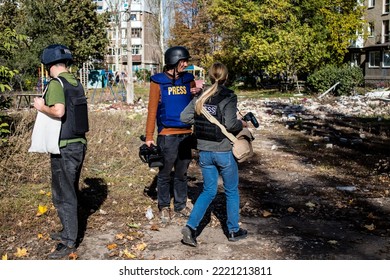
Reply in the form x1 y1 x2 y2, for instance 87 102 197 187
151 72 194 133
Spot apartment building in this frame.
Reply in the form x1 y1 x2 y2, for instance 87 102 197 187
349 0 390 86
94 0 161 75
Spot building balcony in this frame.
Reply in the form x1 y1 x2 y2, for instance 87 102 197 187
106 54 142 64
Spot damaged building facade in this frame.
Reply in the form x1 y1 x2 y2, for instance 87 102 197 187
94 0 162 75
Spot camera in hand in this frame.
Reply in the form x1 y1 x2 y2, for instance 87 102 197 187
242 112 259 128
139 135 164 168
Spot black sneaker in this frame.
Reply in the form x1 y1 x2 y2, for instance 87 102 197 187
228 228 248 242
181 226 197 247
48 243 76 259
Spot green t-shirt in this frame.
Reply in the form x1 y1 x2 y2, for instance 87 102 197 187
45 72 87 148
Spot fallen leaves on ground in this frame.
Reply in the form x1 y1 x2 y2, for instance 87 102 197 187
122 248 136 259
364 223 375 231
36 204 48 216
305 202 316 208
107 243 118 250
262 210 272 217
68 252 78 260
135 242 147 251
150 224 160 231
14 247 28 258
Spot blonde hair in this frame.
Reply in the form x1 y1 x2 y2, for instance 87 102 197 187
195 62 228 115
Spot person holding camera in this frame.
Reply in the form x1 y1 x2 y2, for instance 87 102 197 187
145 46 201 224
179 62 248 246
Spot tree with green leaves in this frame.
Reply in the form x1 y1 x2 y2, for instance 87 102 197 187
0 28 27 141
0 0 109 90
168 0 213 67
171 0 364 82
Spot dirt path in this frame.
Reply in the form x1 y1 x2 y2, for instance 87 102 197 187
4 95 390 263
75 102 390 260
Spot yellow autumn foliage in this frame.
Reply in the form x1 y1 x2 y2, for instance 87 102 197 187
36 204 48 216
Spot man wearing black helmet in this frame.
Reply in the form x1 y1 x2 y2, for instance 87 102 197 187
33 44 89 259
145 46 201 224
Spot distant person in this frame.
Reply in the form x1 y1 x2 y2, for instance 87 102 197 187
115 71 120 85
33 44 89 258
180 62 248 246
144 46 201 224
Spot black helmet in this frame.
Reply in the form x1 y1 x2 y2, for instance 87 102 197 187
41 44 73 66
164 46 190 66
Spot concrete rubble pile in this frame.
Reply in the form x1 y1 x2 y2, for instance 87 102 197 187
238 92 390 150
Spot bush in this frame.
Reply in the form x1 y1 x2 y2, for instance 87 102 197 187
135 69 151 83
306 64 364 96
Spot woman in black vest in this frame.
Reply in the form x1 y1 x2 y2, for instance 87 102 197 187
180 62 248 247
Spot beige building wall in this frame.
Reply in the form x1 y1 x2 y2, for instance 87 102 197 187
363 0 390 85
101 0 161 75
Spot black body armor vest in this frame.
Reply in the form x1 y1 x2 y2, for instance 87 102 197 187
194 90 230 142
55 76 89 140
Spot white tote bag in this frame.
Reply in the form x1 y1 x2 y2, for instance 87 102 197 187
28 110 61 154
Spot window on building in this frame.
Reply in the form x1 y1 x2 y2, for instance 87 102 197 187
132 28 142 38
368 22 375 37
368 0 375 8
385 0 390 13
132 45 141 55
351 53 360 67
369 51 381 67
109 48 119 56
384 51 390 67
383 20 390 42
130 14 136 21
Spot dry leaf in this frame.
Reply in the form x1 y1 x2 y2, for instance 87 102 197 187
305 202 316 208
136 242 147 251
126 235 135 241
37 233 44 239
122 248 136 259
287 207 295 213
364 223 375 231
262 210 272 217
107 243 118 250
39 190 46 195
68 252 78 260
14 247 28 258
367 212 378 219
2 253 8 260
328 240 338 245
150 224 160 231
115 233 125 240
36 205 48 216
127 223 140 228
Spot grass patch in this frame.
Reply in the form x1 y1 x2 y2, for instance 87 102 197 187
0 105 156 241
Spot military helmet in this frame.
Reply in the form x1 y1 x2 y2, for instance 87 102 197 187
164 46 190 66
41 44 73 66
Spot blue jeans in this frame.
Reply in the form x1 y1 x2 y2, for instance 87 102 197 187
187 150 240 233
51 142 86 247
157 134 192 211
